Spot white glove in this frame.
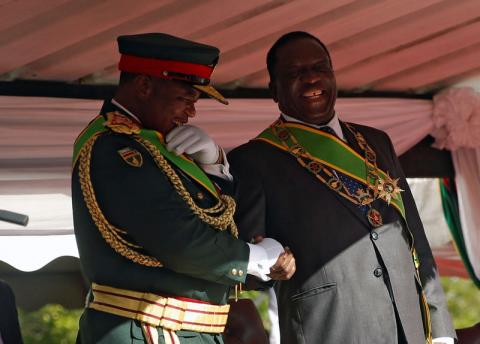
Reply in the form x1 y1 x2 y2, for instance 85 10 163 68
256 238 285 269
165 125 219 164
247 238 284 281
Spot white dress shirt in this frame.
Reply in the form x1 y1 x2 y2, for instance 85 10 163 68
282 112 346 141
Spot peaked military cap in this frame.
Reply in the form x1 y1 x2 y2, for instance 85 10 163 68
117 33 228 105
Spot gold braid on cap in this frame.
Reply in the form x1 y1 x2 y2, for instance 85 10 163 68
78 133 238 268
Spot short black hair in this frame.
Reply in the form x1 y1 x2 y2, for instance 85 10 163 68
266 31 332 81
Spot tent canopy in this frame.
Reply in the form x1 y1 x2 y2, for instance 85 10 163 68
0 0 480 95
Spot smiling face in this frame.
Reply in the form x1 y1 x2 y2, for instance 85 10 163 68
139 77 200 135
269 37 337 125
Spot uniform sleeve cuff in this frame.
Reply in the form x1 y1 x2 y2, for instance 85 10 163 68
246 243 271 281
246 238 284 282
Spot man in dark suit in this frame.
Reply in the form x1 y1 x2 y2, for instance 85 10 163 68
72 33 295 344
228 31 456 344
0 280 23 344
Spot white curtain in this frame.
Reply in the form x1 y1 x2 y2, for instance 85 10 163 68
0 95 447 271
336 98 433 155
0 95 433 197
0 96 432 160
431 87 480 280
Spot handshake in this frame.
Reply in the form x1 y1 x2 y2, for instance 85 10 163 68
248 236 296 282
166 125 296 282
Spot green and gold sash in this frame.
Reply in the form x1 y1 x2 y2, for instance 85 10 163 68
255 121 406 220
73 114 219 198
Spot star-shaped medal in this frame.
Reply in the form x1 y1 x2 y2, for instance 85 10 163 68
376 174 403 204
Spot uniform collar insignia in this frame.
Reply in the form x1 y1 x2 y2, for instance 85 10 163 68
104 111 141 135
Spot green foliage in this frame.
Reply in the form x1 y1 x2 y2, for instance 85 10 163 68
15 277 479 342
240 290 271 331
440 276 480 329
18 304 81 344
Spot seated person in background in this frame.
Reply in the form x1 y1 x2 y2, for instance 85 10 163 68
0 280 23 344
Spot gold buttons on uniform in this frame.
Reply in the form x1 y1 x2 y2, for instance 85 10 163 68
231 268 238 276
196 192 204 200
238 270 244 277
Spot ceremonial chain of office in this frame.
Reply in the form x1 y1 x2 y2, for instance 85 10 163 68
272 122 377 205
343 122 403 205
78 133 238 268
272 120 403 228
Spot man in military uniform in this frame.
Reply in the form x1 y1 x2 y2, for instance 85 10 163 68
228 31 456 344
72 33 295 344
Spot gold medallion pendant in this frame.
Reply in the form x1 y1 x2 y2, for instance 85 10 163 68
376 174 403 204
367 208 383 227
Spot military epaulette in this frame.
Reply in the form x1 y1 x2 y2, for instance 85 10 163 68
104 111 141 135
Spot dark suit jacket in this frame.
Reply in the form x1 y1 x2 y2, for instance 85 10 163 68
228 121 456 343
0 280 23 344
72 101 249 343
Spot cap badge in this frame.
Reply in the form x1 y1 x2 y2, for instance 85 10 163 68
118 147 143 167
104 112 141 135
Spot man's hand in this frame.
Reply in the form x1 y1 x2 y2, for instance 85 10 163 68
268 247 296 280
251 235 296 281
166 125 220 164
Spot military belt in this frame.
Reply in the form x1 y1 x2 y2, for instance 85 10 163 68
88 283 230 344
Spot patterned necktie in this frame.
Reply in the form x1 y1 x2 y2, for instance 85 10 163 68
319 126 368 213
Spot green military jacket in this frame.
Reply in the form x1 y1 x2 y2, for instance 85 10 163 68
72 100 249 343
